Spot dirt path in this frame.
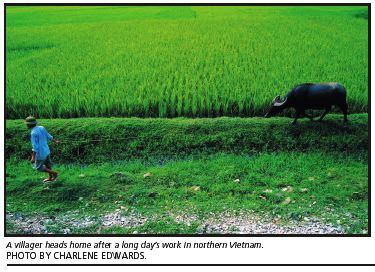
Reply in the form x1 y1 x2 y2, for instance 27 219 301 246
6 210 345 234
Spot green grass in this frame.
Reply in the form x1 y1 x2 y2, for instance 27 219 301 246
6 114 368 163
6 151 368 234
6 115 368 234
6 6 368 118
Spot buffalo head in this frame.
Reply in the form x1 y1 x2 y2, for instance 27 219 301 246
264 95 288 118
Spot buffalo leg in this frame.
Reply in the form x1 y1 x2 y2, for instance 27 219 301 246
340 103 348 122
318 107 330 122
304 111 314 121
291 116 298 125
291 110 302 125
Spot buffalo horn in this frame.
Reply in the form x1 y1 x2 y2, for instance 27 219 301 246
272 95 281 103
274 97 287 107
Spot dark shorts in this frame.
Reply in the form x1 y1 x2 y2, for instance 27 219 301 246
34 155 52 172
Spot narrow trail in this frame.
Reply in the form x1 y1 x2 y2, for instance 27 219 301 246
6 210 346 235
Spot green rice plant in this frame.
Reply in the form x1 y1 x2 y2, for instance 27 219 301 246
6 6 368 119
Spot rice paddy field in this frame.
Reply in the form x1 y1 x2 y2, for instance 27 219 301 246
5 6 369 234
6 6 368 118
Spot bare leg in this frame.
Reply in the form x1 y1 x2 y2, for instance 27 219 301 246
318 108 330 122
43 168 58 182
44 157 57 181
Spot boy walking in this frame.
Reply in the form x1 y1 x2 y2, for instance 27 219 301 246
25 116 60 182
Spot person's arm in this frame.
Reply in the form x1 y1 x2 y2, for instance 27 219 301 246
46 129 60 144
31 133 39 163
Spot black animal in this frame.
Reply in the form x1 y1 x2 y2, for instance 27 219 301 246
264 83 348 124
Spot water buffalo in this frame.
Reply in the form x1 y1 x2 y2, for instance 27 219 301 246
264 83 348 124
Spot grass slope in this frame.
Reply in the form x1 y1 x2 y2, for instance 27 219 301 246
6 114 368 163
6 6 368 118
6 152 368 234
6 115 368 234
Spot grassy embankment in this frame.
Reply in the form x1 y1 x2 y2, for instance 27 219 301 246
6 114 368 234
